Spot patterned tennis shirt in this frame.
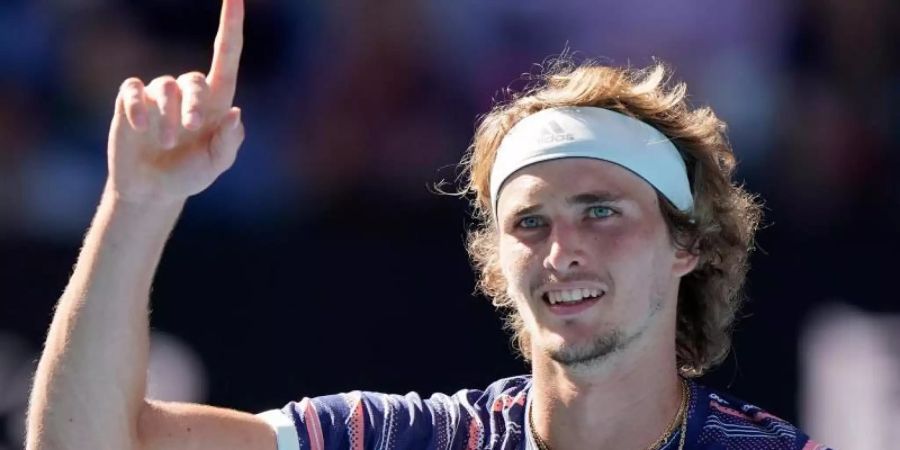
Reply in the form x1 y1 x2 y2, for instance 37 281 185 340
257 375 832 450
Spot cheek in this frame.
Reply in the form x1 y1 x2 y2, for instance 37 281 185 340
613 214 666 250
595 222 663 272
498 237 538 291
605 222 675 289
590 224 640 258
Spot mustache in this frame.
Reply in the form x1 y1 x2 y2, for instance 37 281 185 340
529 272 609 296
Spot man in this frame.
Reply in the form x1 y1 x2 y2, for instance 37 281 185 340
26 1 830 449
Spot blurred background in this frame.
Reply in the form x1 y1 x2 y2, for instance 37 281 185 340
1 0 899 448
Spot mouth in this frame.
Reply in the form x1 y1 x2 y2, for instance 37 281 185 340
541 288 606 316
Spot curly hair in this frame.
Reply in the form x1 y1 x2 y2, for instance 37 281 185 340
458 58 763 377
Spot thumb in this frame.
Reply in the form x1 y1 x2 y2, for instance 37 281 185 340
208 107 244 173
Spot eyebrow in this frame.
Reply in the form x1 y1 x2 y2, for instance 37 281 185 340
566 190 623 206
506 204 543 222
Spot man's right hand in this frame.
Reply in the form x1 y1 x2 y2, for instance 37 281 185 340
27 2 279 450
108 0 245 206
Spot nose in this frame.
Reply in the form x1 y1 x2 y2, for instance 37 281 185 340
543 220 588 274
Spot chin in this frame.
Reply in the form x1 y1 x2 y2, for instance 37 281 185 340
539 328 626 367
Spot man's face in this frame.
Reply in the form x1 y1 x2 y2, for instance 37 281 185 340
495 158 696 369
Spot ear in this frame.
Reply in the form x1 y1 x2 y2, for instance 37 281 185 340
672 247 699 278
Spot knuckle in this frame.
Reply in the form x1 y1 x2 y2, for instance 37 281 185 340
123 90 144 107
124 91 144 103
162 79 179 95
149 75 178 90
126 98 143 111
183 103 202 114
178 71 207 84
119 77 144 92
157 75 177 84
216 39 242 60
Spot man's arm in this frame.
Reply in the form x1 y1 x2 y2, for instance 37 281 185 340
27 192 275 450
25 1 278 449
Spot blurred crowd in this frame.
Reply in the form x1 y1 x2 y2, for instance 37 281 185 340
1 0 898 233
1 0 898 448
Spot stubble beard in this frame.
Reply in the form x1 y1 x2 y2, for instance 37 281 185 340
542 327 631 369
541 294 664 370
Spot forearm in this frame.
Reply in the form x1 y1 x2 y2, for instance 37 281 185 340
27 184 185 450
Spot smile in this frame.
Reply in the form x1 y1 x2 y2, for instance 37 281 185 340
536 283 609 316
543 288 604 305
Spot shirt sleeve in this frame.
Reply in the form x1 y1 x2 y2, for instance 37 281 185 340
257 409 301 450
266 390 492 450
260 377 532 450
796 438 834 450
277 391 446 450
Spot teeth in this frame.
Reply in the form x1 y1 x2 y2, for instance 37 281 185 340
545 288 604 304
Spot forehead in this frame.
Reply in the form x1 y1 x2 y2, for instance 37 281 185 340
495 158 658 216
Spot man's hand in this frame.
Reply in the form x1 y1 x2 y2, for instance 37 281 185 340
27 3 276 450
108 0 245 206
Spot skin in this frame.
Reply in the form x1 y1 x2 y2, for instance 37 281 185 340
26 1 276 449
496 158 698 449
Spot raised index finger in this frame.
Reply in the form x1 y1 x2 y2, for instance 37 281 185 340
207 0 244 110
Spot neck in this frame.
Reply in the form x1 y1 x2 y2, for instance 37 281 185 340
528 327 684 450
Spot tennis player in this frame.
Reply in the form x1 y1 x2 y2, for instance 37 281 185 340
26 0 831 449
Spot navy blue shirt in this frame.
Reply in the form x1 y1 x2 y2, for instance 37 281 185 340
270 375 831 449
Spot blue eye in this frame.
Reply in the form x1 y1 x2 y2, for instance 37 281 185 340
517 216 545 229
587 206 614 218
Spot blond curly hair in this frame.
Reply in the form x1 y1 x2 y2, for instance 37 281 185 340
458 58 763 376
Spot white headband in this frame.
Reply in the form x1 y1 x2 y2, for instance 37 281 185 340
489 106 693 216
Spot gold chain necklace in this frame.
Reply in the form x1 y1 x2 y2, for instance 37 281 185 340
528 379 690 450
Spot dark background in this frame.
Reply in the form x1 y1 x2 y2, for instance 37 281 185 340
2 0 898 448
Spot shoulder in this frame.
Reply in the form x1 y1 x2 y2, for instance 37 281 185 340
427 374 531 437
285 374 532 421
691 383 833 450
276 376 532 450
452 374 531 410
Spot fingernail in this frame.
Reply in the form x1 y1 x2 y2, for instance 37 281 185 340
230 109 241 130
134 113 148 130
186 111 202 129
163 129 177 148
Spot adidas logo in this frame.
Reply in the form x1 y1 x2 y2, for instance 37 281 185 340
537 120 575 144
